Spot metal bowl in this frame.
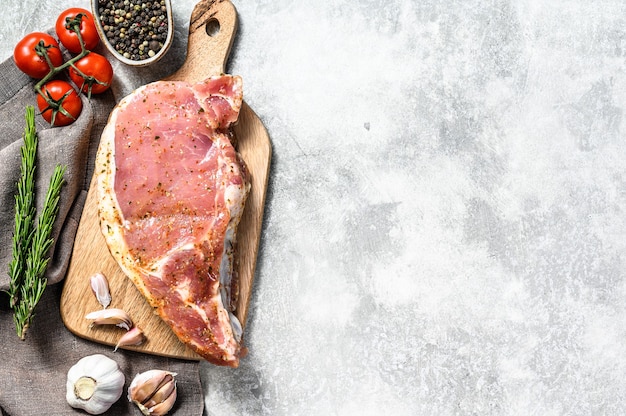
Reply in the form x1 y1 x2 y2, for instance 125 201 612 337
91 0 174 67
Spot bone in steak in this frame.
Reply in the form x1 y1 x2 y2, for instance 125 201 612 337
95 74 249 367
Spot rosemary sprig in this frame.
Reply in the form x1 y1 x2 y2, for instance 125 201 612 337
7 106 38 308
5 106 67 340
14 165 66 340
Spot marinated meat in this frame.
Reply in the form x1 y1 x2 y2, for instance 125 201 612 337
95 75 249 366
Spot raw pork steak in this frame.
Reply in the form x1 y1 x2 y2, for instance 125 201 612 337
96 74 249 367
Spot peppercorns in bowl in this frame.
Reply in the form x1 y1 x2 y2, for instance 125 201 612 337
91 0 173 67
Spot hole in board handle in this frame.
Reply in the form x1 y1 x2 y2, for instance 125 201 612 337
206 18 220 37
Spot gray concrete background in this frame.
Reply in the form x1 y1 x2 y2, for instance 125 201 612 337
2 0 626 414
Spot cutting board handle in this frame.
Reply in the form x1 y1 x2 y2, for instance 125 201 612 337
167 0 238 82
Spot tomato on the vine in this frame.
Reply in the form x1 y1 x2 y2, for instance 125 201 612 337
37 80 83 127
55 8 99 54
69 52 114 96
13 32 64 79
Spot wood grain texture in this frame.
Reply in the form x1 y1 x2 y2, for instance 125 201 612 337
60 0 271 360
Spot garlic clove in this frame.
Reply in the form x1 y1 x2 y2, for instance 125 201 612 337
229 311 243 342
90 272 112 309
148 387 177 416
128 370 172 403
66 354 125 415
85 308 133 330
114 326 146 351
128 370 177 416
143 376 175 408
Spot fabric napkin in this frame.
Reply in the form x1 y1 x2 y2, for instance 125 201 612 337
0 26 205 415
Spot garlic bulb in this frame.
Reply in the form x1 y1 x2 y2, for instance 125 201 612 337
66 354 125 415
128 370 177 416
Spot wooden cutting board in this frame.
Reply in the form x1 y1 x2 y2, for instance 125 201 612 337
60 0 271 360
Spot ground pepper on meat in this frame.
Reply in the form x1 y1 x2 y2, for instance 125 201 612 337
97 0 168 61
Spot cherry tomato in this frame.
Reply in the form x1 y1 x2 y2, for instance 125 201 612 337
69 52 114 96
55 8 100 53
13 32 64 79
37 80 83 127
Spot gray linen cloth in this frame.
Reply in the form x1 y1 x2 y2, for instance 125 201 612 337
0 24 205 415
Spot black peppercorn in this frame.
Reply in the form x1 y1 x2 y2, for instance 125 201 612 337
97 0 169 61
